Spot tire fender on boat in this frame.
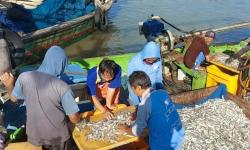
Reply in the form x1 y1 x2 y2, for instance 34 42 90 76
95 6 109 31
0 29 12 76
94 0 113 31
0 27 25 69
165 29 174 50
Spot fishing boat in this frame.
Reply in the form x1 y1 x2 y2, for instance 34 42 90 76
2 15 250 148
0 0 114 65
3 40 250 149
22 12 96 63
66 37 250 100
13 35 250 100
22 1 113 63
22 13 95 59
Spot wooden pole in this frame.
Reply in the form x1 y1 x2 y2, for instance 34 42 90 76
180 21 250 38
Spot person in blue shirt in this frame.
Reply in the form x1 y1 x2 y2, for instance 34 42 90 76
127 41 163 105
118 71 185 150
0 45 81 150
87 58 122 119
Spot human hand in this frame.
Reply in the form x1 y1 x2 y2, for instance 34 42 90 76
117 124 129 132
103 110 114 120
75 118 87 131
192 70 199 79
206 55 214 62
106 104 116 110
0 72 14 88
128 113 136 121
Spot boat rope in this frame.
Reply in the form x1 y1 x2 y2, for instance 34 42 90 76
181 21 250 38
95 6 108 31
152 15 250 38
238 57 250 92
213 22 250 32
159 17 190 34
150 15 190 34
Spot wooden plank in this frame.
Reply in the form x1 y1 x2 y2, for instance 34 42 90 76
226 93 250 119
73 106 139 150
5 142 42 150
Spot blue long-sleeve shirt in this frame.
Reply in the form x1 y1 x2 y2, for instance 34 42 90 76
132 89 185 150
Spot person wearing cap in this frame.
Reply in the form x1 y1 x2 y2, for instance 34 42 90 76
127 41 163 106
184 31 216 70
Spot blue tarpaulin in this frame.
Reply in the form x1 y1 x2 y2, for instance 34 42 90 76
0 0 95 33
28 0 95 30
60 64 88 84
17 63 88 84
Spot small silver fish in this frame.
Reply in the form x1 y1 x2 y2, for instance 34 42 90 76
83 110 135 143
179 99 250 150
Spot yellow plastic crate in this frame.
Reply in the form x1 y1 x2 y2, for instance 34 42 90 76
206 64 239 95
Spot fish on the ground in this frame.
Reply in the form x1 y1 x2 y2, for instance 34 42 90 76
179 99 250 150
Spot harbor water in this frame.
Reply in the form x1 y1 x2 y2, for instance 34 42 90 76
65 0 250 58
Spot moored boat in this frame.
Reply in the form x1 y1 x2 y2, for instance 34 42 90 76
0 0 114 65
22 12 96 63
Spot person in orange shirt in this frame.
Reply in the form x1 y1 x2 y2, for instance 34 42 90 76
87 59 122 119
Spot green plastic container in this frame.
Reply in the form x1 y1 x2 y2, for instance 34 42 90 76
175 63 207 90
70 53 135 75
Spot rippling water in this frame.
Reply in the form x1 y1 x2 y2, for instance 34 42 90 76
65 0 250 58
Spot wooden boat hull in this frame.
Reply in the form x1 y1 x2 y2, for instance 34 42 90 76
21 13 96 64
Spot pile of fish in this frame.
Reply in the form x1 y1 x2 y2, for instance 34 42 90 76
84 111 135 143
212 53 240 68
179 99 250 150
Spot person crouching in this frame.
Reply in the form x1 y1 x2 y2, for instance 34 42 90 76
87 58 122 120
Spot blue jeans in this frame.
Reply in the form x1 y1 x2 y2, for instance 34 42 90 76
193 52 205 70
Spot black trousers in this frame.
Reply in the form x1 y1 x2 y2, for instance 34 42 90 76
42 138 71 150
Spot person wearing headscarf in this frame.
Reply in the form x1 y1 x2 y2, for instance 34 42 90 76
127 41 163 105
0 45 81 150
